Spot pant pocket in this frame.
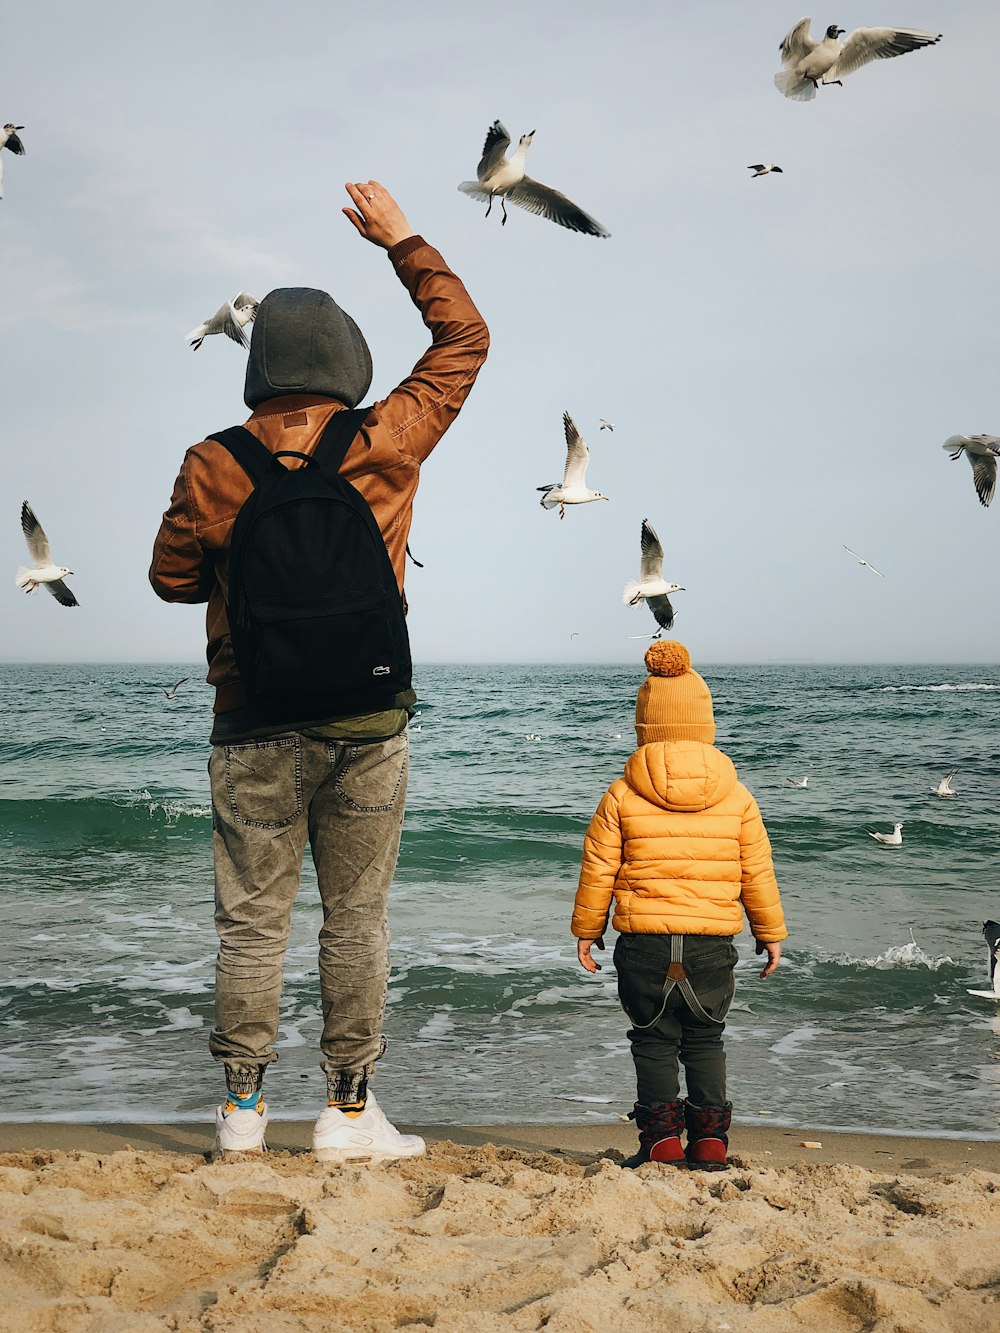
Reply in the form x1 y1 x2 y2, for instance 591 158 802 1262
222 736 303 829
333 732 408 813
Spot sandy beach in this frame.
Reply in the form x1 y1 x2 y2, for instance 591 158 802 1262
1 1121 998 1332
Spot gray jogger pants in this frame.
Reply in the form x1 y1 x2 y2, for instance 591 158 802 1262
207 730 408 1100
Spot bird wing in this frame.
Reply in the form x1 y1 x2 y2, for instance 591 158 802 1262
645 593 675 632
221 301 251 349
778 18 817 65
5 131 25 155
748 164 766 172
20 502 53 566
45 578 78 607
561 412 590 487
477 121 511 180
232 291 259 312
828 26 941 80
171 677 189 692
842 545 863 561
865 562 885 578
505 176 611 238
968 451 997 507
639 519 664 582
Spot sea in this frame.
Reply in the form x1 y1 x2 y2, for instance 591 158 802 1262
1 661 998 1138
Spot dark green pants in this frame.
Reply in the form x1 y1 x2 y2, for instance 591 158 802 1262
614 933 737 1106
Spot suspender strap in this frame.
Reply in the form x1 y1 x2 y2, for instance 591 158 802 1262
207 406 369 485
628 935 726 1031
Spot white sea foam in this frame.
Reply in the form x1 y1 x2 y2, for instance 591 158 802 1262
874 683 1000 693
833 941 956 970
416 1009 455 1040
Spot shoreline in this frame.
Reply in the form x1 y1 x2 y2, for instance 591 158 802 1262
1 1118 997 1174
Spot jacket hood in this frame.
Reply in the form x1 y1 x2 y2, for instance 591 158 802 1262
244 287 373 410
623 740 738 812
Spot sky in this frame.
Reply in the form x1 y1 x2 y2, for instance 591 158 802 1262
2 0 998 666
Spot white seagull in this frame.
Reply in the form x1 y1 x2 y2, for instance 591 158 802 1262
932 771 957 798
775 19 942 101
942 435 1000 509
458 121 610 238
623 518 684 636
16 502 79 607
163 677 189 700
843 545 884 577
538 413 610 519
787 776 809 788
868 822 903 846
186 292 260 351
748 164 783 177
600 419 615 431
0 123 26 200
967 921 1000 1001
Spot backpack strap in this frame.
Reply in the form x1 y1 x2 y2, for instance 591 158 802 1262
208 406 369 485
207 426 278 486
311 406 370 473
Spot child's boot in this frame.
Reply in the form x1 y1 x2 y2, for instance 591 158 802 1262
622 1100 687 1168
684 1100 732 1170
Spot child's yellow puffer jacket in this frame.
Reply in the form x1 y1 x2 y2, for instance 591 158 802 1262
572 740 787 942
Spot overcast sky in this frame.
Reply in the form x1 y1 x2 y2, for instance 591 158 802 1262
2 0 998 667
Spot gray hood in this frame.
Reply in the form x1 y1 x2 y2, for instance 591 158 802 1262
244 287 373 409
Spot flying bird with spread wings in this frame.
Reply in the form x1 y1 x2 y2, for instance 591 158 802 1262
774 19 941 101
186 292 260 350
16 502 79 607
0 123 26 200
537 413 610 519
459 121 610 237
942 435 999 509
623 519 685 636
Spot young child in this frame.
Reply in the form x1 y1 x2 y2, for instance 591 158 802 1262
572 641 788 1170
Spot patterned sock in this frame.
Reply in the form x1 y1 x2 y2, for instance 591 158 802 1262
224 1088 262 1113
328 1097 366 1117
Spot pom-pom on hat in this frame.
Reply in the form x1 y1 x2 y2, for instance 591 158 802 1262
635 640 715 745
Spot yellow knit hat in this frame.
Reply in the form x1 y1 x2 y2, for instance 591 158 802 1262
635 641 715 745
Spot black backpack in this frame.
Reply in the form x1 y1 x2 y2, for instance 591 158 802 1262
209 407 412 719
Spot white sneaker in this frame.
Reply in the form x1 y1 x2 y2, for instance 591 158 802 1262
312 1091 425 1164
212 1099 269 1157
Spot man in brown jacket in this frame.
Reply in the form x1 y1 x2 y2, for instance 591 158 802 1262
150 181 488 1161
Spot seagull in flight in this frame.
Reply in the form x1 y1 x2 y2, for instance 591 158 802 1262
538 413 610 518
932 771 957 798
868 822 903 846
0 123 25 200
942 435 999 509
967 921 1000 1001
458 121 610 237
623 518 684 635
786 775 809 788
186 292 260 350
748 164 783 177
843 545 884 577
163 677 189 700
599 419 615 431
774 20 942 101
16 502 78 607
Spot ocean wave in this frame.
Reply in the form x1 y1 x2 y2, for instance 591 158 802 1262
829 940 957 971
0 794 210 841
873 684 1000 693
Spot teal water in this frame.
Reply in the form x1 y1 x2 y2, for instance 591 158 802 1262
1 662 998 1135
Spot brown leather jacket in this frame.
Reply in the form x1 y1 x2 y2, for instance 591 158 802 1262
149 236 489 714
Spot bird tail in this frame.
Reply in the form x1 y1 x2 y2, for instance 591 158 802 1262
16 566 37 593
942 436 965 458
623 581 645 606
773 69 816 101
458 181 491 201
